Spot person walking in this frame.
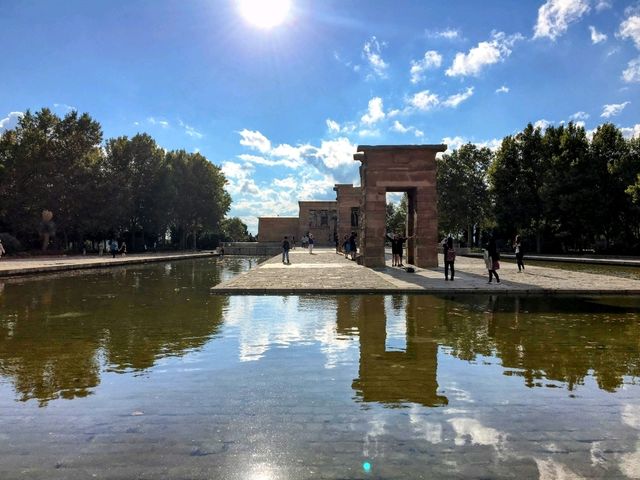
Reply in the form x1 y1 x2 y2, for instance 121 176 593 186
0 239 5 259
443 236 456 281
308 233 314 254
119 242 127 256
343 235 350 258
514 235 525 272
282 236 291 264
349 232 358 260
486 237 500 283
110 239 118 259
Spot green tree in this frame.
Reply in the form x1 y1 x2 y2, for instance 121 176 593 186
103 134 172 249
0 108 103 249
489 124 547 252
169 151 231 249
541 123 594 250
437 143 492 246
590 124 631 248
385 194 407 234
221 217 250 241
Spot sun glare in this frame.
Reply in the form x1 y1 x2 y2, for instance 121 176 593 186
238 0 291 29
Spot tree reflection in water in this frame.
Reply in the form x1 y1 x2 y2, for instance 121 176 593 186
1 262 640 409
0 259 234 406
341 294 640 408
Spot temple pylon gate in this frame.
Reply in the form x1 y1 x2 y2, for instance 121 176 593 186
354 145 446 269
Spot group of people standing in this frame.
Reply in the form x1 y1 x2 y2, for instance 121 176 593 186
282 232 316 264
443 235 525 283
341 232 358 260
98 239 127 258
385 232 412 267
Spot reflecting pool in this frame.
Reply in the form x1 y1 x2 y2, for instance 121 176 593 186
1 258 640 479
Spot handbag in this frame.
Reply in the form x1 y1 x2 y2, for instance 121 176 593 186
493 260 500 270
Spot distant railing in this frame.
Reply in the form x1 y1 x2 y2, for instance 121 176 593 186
221 242 280 256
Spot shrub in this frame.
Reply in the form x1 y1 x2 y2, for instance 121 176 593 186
0 233 23 254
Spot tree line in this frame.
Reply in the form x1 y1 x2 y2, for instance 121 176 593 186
0 108 250 253
437 122 640 254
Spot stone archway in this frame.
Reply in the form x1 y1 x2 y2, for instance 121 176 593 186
354 144 446 268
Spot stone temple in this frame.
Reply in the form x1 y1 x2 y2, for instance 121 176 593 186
257 144 446 268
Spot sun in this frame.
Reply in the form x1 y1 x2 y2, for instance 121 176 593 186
238 0 291 29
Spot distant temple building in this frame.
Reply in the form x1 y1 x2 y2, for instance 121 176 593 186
257 185 361 246
258 144 445 268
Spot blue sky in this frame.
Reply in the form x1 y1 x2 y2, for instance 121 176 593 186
1 0 639 232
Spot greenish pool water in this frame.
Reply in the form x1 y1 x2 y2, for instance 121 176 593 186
1 258 640 479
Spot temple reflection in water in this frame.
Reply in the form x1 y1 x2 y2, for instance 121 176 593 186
1 259 640 407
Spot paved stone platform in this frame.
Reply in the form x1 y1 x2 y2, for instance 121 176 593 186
211 248 640 295
0 251 218 277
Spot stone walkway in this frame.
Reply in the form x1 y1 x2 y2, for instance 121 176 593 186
211 248 640 295
0 251 217 277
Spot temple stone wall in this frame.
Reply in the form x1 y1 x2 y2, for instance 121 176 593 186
355 145 445 268
334 184 361 246
257 217 299 243
298 201 338 246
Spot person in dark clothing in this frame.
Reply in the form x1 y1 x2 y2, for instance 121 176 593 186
386 233 402 266
385 232 413 267
443 236 456 281
514 235 525 272
348 232 357 260
486 237 500 283
282 236 290 264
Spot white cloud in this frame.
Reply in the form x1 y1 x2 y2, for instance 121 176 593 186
596 0 611 11
0 111 23 133
390 120 424 137
410 50 442 84
570 111 590 120
533 0 590 40
391 120 410 133
147 116 169 128
426 28 461 40
361 97 385 125
298 175 337 201
601 101 630 118
496 85 509 94
326 118 356 135
314 137 357 169
619 15 640 49
53 103 76 112
333 51 360 73
178 119 204 139
239 129 272 153
442 135 501 152
534 118 553 130
409 90 440 111
622 57 640 83
326 119 340 133
362 36 389 78
221 161 255 195
358 128 381 137
621 124 640 138
446 31 523 77
442 87 474 108
271 143 311 168
589 25 607 44
273 176 298 190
